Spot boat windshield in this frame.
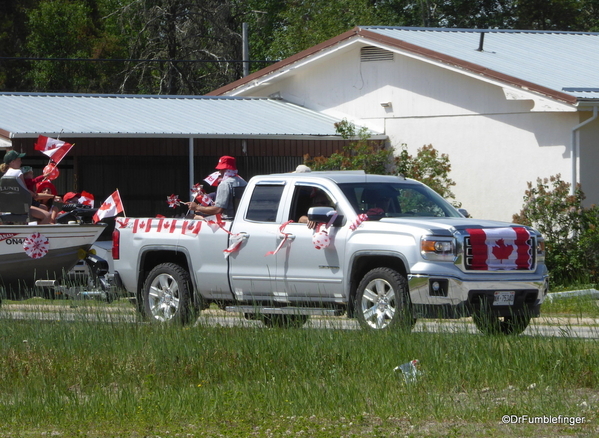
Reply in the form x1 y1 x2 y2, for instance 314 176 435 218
338 182 462 219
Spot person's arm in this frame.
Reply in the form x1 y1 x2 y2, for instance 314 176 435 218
190 202 224 216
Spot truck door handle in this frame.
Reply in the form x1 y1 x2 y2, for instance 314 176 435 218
278 234 295 241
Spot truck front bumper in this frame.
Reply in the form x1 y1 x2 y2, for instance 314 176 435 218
408 274 550 319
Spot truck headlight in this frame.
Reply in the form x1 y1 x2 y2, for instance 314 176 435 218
421 237 456 261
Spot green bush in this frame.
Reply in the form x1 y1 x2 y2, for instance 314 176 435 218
305 120 458 204
513 174 599 287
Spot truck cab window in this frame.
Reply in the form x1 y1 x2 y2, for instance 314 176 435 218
245 185 284 222
289 186 334 222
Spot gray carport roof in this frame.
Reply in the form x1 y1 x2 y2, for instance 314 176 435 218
0 93 387 197
0 92 386 145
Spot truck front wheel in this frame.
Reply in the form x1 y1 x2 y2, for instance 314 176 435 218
141 263 196 325
355 267 414 331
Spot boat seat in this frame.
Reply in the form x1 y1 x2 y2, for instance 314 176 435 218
0 176 31 224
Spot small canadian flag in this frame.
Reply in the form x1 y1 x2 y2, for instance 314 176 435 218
78 191 94 207
93 190 124 223
34 135 73 165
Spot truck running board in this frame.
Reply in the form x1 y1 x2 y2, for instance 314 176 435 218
225 306 343 316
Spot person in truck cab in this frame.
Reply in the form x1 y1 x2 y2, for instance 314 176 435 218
189 156 246 219
298 188 334 229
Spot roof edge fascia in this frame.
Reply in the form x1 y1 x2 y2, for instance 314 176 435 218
208 27 362 96
5 132 387 141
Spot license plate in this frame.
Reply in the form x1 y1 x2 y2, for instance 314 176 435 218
494 291 515 306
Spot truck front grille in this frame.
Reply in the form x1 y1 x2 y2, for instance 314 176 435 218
464 235 535 271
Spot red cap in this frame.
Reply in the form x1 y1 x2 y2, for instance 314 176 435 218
63 192 80 203
36 180 57 196
215 156 237 171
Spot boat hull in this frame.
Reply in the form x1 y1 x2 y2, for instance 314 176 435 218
0 224 106 300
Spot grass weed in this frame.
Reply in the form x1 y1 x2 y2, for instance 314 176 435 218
0 300 597 437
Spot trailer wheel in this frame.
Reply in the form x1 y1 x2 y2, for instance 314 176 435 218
472 311 531 335
141 263 196 325
355 267 414 331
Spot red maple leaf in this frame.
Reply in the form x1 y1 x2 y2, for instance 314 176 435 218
492 239 513 261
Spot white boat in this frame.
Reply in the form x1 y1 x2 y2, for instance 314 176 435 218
0 223 106 300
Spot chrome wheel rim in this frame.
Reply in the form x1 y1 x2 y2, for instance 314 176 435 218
360 278 396 329
148 273 180 321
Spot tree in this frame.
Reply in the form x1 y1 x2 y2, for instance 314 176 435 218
26 0 126 93
109 0 253 95
6 0 599 94
0 0 39 91
265 0 380 60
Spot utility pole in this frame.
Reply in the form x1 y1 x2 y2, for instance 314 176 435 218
242 23 249 77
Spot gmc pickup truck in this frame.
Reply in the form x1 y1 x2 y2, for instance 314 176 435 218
112 171 548 334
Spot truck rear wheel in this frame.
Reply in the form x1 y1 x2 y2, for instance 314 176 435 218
141 263 196 325
355 267 414 331
472 311 531 335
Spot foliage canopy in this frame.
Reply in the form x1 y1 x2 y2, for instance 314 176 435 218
3 0 599 94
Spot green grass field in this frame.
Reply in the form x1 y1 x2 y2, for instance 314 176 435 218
0 295 597 437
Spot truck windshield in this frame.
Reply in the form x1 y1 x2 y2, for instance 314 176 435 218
338 182 462 219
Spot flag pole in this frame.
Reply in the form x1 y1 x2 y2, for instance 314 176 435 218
117 188 127 218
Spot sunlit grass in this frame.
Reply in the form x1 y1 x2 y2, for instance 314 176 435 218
541 294 599 318
0 312 597 437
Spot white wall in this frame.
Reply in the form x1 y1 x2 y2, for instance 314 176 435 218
242 43 581 222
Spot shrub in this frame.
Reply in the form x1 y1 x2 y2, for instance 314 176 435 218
305 119 393 175
304 120 458 203
512 174 599 287
394 144 458 205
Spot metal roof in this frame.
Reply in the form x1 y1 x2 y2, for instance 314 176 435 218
212 27 599 105
362 27 599 102
0 93 384 141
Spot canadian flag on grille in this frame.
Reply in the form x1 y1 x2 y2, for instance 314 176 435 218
467 227 532 270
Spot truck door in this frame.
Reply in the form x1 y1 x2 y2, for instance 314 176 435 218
228 181 286 302
276 184 347 303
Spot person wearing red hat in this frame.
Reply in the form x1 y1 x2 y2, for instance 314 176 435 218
190 156 246 219
36 180 63 223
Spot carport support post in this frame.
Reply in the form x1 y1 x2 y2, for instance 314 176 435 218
189 137 195 201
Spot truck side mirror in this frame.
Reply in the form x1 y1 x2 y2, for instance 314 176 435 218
307 207 344 227
458 208 470 218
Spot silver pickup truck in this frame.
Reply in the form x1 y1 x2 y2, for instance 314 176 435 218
112 171 548 334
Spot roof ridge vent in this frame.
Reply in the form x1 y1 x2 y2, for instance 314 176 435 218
360 46 394 62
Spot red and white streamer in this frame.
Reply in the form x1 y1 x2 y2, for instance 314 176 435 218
265 220 294 256
224 233 248 258
349 213 369 231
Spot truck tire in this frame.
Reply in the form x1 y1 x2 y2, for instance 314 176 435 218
472 311 531 335
141 263 196 325
355 267 414 331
